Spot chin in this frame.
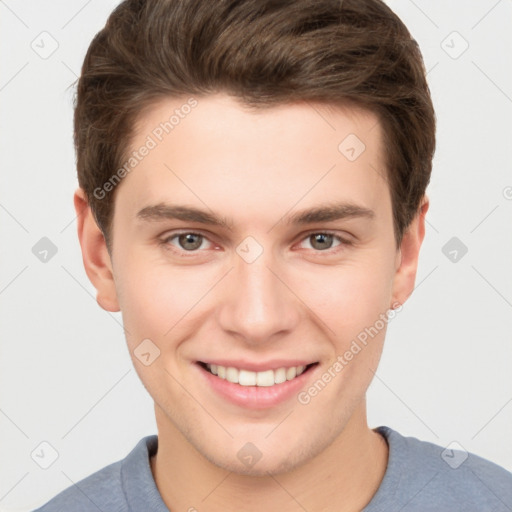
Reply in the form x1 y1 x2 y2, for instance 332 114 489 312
195 426 334 477
204 449 305 477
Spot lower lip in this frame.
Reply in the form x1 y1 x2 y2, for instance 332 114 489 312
196 363 317 409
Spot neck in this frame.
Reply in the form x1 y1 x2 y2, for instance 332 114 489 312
150 402 388 512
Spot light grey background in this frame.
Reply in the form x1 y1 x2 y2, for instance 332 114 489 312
1 1 511 510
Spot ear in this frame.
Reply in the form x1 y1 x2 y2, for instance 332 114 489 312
391 196 429 307
74 188 120 312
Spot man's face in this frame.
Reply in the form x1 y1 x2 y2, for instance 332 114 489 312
106 94 403 474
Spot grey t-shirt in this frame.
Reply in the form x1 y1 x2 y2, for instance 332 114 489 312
33 426 512 511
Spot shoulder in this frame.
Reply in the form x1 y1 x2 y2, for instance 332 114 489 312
33 458 125 512
367 426 512 512
33 436 158 512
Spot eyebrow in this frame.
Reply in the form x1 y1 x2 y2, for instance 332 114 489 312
136 202 375 229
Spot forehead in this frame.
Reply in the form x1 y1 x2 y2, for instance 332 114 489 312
115 94 389 227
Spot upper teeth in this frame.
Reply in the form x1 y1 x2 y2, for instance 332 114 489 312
206 364 307 387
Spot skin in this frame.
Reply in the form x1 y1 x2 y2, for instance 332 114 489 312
75 93 428 511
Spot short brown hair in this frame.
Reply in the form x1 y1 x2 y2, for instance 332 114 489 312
74 0 435 249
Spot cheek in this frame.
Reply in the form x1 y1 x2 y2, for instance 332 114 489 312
295 257 395 336
114 253 207 345
293 263 394 408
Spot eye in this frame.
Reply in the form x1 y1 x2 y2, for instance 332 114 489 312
299 232 346 251
164 232 213 251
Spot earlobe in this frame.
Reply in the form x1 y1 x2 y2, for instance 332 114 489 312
391 197 429 307
74 188 120 312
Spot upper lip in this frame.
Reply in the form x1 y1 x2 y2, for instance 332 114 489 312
197 359 317 372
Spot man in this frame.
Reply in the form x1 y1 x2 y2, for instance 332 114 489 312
35 0 512 510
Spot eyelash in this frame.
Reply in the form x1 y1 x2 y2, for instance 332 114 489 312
158 230 353 256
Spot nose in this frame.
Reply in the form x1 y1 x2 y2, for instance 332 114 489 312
216 249 301 345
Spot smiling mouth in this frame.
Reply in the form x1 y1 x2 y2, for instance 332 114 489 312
197 362 318 387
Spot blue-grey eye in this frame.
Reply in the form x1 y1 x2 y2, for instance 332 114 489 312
178 233 203 250
309 233 334 250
